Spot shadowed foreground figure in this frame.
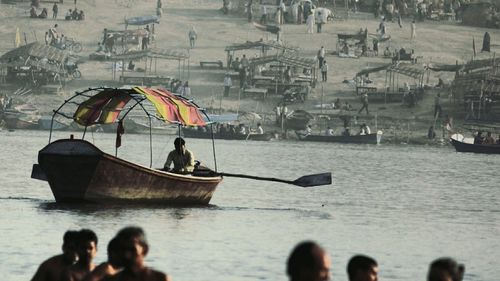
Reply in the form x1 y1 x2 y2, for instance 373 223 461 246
63 229 98 281
31 230 79 281
427 257 464 281
83 238 122 281
286 241 331 281
347 255 378 281
103 226 171 281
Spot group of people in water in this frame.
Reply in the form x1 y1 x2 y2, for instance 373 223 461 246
31 228 465 281
31 227 170 281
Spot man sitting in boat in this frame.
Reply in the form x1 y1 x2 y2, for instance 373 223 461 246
325 126 334 136
163 137 195 173
483 132 496 145
359 123 371 135
474 131 484 145
256 123 264 134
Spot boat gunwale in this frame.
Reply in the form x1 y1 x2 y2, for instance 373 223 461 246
40 139 223 183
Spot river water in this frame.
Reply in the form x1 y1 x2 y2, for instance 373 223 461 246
0 129 499 281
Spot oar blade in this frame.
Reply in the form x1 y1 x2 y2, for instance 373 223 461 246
293 172 332 187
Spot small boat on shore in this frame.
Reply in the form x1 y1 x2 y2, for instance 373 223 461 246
3 104 40 130
450 134 500 154
297 131 383 144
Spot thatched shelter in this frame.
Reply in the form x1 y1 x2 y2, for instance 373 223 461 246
0 42 68 85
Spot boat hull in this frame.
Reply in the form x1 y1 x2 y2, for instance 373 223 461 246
450 138 500 154
182 129 275 141
299 132 382 144
36 139 222 205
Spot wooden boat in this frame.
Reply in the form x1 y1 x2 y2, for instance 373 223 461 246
450 134 500 154
32 87 223 205
285 110 314 131
3 105 40 130
297 131 383 144
182 128 276 141
36 138 221 204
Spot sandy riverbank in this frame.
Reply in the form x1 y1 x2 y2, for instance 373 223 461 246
0 0 497 143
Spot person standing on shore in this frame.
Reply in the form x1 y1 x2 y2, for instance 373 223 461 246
223 73 232 97
411 20 416 41
188 26 197 49
52 3 58 19
306 12 314 34
321 61 328 82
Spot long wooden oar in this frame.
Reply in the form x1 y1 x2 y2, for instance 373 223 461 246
214 172 332 187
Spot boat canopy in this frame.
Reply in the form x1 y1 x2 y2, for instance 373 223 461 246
73 87 206 127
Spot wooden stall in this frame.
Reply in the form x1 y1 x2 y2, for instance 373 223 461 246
109 48 189 85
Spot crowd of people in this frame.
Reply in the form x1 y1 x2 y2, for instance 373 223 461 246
30 229 466 281
29 3 85 21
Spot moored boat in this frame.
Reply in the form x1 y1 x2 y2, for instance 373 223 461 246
3 112 39 130
450 134 500 154
38 116 69 131
297 131 383 144
182 127 276 141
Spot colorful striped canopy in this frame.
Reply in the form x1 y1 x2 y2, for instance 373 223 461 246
73 87 206 127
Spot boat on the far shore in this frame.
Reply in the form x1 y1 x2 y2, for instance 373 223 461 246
297 131 383 144
450 134 500 154
182 127 276 141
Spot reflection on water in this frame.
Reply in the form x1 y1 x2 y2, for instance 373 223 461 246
0 130 499 281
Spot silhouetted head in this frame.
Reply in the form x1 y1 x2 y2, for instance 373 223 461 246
115 226 149 268
62 230 79 263
107 237 123 268
427 257 461 281
347 255 378 281
286 241 330 281
174 137 186 152
76 229 98 263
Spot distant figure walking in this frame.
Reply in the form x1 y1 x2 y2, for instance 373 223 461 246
481 31 491 52
52 3 58 19
188 26 198 49
306 12 315 34
411 20 416 41
358 92 369 115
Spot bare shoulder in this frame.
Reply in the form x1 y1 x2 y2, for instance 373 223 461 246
148 268 170 281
